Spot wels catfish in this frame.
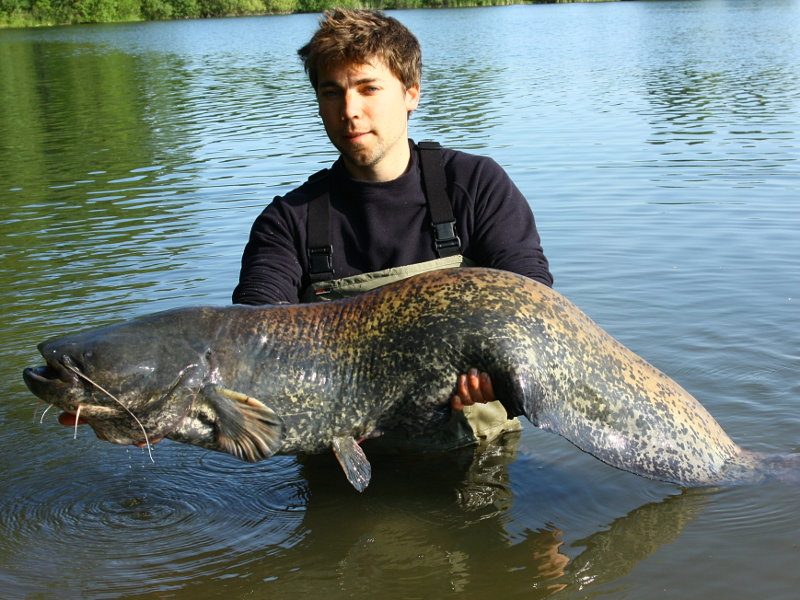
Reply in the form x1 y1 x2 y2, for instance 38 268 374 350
23 268 799 491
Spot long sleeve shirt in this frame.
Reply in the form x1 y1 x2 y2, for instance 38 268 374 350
233 141 552 305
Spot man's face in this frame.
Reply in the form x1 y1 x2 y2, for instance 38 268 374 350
316 59 420 182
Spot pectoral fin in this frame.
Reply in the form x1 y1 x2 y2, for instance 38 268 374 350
202 386 284 462
331 436 372 492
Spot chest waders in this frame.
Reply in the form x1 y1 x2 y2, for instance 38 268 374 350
300 142 521 453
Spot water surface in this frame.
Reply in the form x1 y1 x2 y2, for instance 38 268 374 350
1 2 799 598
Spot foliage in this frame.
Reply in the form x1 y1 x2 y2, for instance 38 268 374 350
2 0 617 28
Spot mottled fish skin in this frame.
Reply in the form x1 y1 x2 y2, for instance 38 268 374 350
22 268 796 487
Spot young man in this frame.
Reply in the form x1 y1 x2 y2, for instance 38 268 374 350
233 9 552 450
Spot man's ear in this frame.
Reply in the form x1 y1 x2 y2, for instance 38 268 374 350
405 84 421 114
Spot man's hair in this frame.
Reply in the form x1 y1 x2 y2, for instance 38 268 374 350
298 9 421 91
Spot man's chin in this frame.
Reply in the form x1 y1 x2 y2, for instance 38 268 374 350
339 150 381 178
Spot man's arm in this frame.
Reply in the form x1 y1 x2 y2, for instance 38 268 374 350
232 199 305 305
449 152 553 287
472 162 552 286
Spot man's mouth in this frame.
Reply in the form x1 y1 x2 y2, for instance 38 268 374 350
343 131 370 142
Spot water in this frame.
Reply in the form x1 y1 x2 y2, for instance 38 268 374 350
1 2 799 598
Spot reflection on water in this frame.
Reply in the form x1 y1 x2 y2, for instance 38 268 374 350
1 1 799 599
0 434 700 599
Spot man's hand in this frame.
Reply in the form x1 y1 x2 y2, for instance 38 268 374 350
451 368 495 411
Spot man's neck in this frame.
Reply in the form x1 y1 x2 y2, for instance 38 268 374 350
341 139 413 183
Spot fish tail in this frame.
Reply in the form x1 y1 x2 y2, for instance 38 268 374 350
721 449 800 485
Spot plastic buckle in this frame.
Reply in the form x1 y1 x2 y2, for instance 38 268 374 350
308 245 334 275
432 220 461 251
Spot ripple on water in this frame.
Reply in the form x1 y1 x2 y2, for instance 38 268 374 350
1 440 309 598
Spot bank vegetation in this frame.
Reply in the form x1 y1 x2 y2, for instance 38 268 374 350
1 0 615 28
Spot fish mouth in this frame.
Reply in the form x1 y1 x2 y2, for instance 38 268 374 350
24 354 87 432
24 360 105 426
23 357 162 448
23 361 76 401
23 364 60 384
25 341 82 386
24 362 71 383
24 343 87 406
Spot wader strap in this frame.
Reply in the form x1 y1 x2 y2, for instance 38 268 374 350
306 169 335 283
301 254 474 302
418 141 461 258
306 142 460 282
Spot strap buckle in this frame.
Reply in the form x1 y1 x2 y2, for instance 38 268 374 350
432 220 461 254
308 245 334 277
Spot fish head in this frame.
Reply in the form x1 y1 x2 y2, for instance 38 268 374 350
23 312 205 446
24 309 285 461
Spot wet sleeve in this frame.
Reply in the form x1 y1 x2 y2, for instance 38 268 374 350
231 199 304 305
465 157 553 287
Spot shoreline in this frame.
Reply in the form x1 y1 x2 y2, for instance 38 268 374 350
2 0 617 30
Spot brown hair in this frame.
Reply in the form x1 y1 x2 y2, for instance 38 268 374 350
298 9 421 91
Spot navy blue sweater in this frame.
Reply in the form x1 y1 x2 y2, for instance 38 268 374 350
233 142 552 305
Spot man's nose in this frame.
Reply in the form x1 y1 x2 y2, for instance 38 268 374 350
342 90 362 120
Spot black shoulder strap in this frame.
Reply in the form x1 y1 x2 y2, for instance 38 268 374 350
305 143 460 282
418 141 461 258
305 169 335 282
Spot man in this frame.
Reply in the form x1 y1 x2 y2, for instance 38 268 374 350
233 9 552 450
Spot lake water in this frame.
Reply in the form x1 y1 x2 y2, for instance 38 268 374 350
1 1 799 598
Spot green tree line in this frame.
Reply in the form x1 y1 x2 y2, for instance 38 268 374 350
1 0 610 28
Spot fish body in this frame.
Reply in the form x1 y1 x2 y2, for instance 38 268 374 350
23 268 797 490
